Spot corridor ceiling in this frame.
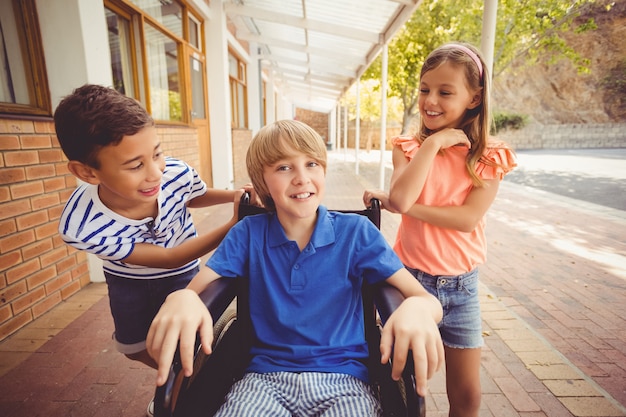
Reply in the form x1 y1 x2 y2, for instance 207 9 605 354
224 0 422 112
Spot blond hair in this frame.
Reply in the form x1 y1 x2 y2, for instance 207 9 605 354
246 120 327 209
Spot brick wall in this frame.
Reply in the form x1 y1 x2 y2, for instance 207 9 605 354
231 128 253 187
0 117 88 342
0 116 203 343
296 109 329 142
344 126 402 151
158 126 201 172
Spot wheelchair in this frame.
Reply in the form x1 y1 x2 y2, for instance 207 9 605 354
153 195 426 417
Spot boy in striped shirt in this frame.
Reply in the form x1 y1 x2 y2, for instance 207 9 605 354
54 84 249 371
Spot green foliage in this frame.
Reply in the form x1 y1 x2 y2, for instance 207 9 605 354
360 0 599 130
492 111 528 133
343 79 404 124
491 0 597 75
169 90 182 121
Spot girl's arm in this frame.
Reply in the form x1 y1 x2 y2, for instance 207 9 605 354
404 178 500 232
388 129 470 213
147 266 222 386
380 268 444 396
387 142 436 213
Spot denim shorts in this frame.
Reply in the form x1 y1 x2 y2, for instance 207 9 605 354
104 266 199 354
405 267 483 349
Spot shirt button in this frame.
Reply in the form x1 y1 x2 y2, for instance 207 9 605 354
294 264 300 270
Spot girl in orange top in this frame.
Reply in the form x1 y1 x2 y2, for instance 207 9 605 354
364 42 516 417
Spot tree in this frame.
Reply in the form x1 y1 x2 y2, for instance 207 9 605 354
362 0 597 133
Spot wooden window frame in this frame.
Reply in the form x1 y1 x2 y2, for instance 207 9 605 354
228 50 248 129
0 0 51 116
104 0 204 126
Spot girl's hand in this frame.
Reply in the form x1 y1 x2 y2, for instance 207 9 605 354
362 189 399 213
427 128 471 150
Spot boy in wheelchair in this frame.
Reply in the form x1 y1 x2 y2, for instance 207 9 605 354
147 119 444 416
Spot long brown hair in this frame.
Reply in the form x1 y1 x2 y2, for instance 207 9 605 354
418 42 494 186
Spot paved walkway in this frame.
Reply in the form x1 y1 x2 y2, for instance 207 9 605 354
0 149 624 417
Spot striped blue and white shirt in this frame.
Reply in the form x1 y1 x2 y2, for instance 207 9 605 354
59 157 207 279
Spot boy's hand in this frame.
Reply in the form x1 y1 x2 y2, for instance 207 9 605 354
241 183 263 207
232 188 246 223
379 296 444 397
146 289 214 386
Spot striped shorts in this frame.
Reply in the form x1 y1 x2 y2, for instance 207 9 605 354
214 372 382 417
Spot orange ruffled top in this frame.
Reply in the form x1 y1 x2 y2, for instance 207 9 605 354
392 135 517 276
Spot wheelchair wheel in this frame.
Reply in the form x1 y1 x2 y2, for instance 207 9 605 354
187 300 237 387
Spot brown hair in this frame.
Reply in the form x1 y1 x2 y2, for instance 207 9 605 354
418 42 493 186
54 84 154 168
246 119 327 209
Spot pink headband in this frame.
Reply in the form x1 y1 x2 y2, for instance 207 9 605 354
443 44 483 80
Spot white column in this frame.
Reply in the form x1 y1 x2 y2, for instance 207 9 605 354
378 44 388 190
266 72 276 124
328 109 336 150
335 105 341 151
247 43 262 135
480 0 498 83
37 0 112 282
343 103 348 159
355 78 361 175
37 0 112 108
205 1 234 189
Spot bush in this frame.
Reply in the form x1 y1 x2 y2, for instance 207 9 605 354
492 111 528 133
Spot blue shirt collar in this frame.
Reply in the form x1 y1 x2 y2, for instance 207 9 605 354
267 205 335 249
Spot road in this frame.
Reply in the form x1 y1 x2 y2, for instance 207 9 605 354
339 147 626 212
504 148 626 212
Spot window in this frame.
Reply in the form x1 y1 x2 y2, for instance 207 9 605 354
261 79 267 126
130 0 182 37
188 13 201 50
106 7 137 98
105 0 202 123
0 0 50 116
145 23 181 121
229 52 247 129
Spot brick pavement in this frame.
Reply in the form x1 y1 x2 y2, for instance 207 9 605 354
0 150 624 417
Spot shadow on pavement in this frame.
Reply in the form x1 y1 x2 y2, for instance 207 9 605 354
504 170 626 211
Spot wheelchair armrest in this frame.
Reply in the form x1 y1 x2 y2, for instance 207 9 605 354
372 281 404 324
198 277 238 321
154 277 238 417
372 282 426 417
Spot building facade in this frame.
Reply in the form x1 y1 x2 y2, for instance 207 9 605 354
0 0 298 342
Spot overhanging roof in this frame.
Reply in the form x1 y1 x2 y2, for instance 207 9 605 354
225 0 422 113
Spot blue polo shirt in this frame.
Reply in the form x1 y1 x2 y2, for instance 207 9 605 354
207 205 404 382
